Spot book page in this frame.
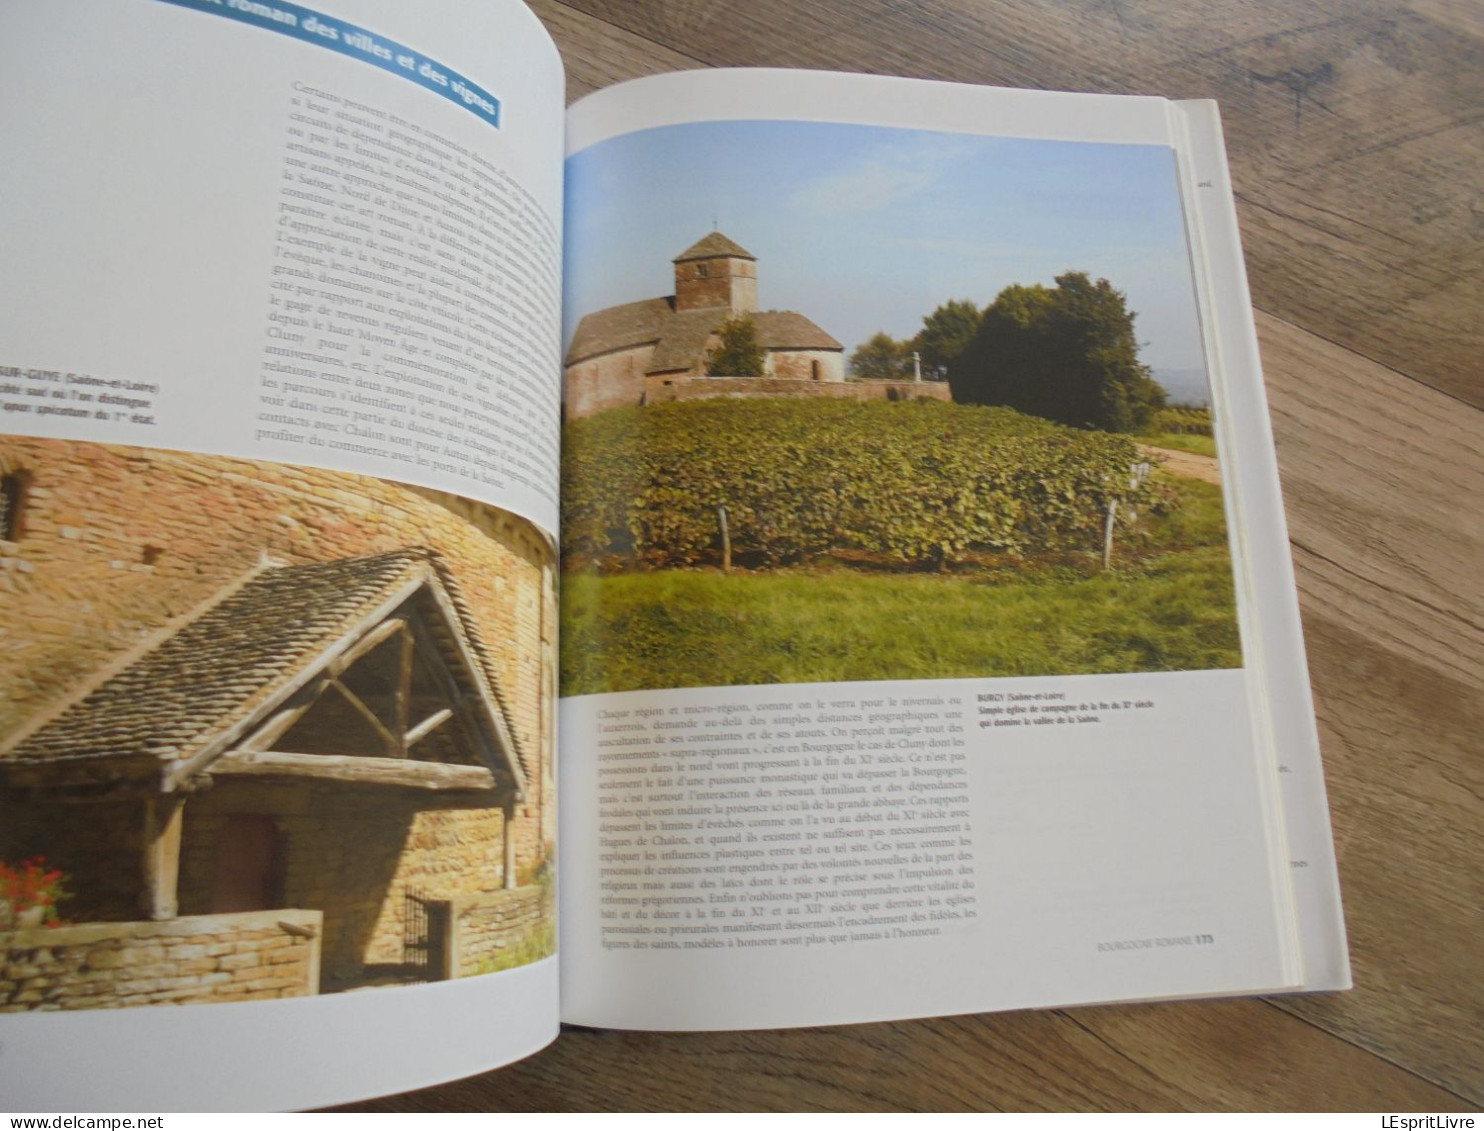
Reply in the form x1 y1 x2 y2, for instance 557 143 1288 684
556 69 1333 1031
0 0 562 1110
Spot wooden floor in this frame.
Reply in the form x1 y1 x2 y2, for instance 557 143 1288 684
345 0 1482 1112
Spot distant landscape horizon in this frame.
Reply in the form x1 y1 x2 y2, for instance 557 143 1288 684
1151 367 1211 408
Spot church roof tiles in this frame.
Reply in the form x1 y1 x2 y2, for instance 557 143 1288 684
567 305 842 371
673 231 756 262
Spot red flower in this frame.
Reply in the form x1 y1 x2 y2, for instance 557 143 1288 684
0 856 70 927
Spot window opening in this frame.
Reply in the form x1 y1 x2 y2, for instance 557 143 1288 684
1 473 26 541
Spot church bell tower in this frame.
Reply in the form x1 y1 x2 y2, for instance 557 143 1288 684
673 231 759 314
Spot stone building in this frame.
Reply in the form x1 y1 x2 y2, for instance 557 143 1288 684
0 438 555 1010
563 231 846 419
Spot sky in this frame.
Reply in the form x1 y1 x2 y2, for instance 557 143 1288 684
564 119 1208 375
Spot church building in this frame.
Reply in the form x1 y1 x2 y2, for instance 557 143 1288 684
563 232 845 419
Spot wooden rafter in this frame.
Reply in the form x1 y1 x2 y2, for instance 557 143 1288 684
163 575 428 792
405 707 454 748
327 677 401 756
328 616 407 678
160 567 525 797
396 621 414 751
407 605 523 798
238 677 331 754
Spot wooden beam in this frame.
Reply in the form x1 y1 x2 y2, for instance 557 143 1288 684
0 755 164 791
407 616 468 711
327 616 408 678
212 750 498 793
407 615 510 778
503 798 518 890
238 678 331 754
396 623 414 755
328 677 401 756
139 794 184 921
420 584 528 802
406 707 454 748
164 576 428 789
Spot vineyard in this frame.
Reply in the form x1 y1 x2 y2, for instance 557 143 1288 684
1148 406 1214 436
563 399 1175 569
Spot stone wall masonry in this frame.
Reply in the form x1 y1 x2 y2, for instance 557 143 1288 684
447 886 548 978
1 797 145 922
674 257 757 313
766 349 846 383
642 376 952 408
0 909 321 1012
564 347 656 421
565 365 951 421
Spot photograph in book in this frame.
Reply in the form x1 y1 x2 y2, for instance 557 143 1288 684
0 437 556 1013
559 120 1236 696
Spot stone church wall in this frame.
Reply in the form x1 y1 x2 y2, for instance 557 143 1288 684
564 346 655 420
766 349 846 382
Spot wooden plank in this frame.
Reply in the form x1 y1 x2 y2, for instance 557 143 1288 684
544 0 1484 408
411 587 527 799
211 750 497 793
1254 314 1482 1099
528 0 702 101
1259 312 1484 684
337 999 1470 1111
1273 612 1484 1101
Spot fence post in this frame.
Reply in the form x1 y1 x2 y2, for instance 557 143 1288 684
1104 461 1152 570
718 505 731 572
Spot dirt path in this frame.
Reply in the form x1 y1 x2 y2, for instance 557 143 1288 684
1140 444 1221 485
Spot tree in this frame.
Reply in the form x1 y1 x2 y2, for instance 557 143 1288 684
706 315 767 377
849 332 912 380
949 272 1166 432
912 299 980 382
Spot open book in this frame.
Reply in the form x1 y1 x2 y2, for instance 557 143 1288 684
0 0 1349 1111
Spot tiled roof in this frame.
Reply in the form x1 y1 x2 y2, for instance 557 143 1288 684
1 549 527 783
564 296 673 366
569 305 843 372
674 231 755 263
753 311 844 353
647 309 732 373
649 310 845 373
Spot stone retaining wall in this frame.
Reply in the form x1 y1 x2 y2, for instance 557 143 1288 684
0 909 321 1012
446 886 548 978
642 375 952 407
